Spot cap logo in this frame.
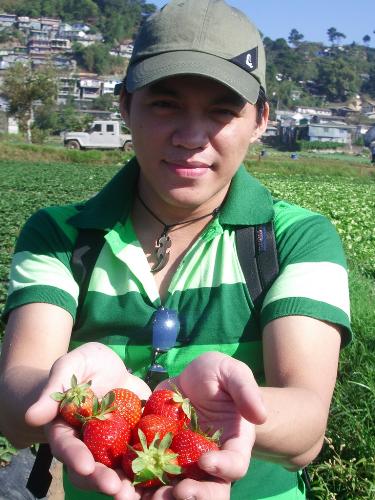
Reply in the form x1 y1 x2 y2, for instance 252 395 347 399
231 47 258 74
246 53 254 69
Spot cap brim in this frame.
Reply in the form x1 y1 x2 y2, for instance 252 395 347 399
126 51 260 104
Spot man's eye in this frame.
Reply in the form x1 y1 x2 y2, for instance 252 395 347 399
151 100 178 109
213 108 236 117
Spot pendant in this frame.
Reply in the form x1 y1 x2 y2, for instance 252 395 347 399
151 233 172 273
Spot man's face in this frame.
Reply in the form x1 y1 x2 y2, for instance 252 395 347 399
122 75 268 215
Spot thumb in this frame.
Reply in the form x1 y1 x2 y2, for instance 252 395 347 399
222 357 267 425
25 383 61 427
25 394 59 427
25 357 76 427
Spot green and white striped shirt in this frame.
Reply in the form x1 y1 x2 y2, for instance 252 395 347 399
3 158 351 499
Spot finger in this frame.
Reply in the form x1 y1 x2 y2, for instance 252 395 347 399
219 355 267 424
113 469 142 500
198 448 250 482
45 419 95 476
25 352 86 427
141 485 174 499
126 373 153 401
199 418 254 481
68 463 123 496
172 478 230 500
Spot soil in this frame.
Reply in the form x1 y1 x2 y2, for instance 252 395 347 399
0 449 63 500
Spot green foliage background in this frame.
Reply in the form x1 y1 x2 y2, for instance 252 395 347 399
0 0 157 43
0 145 374 498
1 0 375 105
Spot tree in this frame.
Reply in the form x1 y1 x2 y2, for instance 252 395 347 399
288 29 304 47
317 56 361 102
93 93 116 111
327 27 346 45
72 42 123 74
363 35 371 46
1 63 58 142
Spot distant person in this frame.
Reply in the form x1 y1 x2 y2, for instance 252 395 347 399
370 141 375 164
0 1 352 499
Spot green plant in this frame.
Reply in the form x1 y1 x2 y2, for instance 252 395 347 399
0 152 374 497
296 140 344 151
0 435 17 465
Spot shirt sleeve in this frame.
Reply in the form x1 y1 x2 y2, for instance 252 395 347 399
261 202 352 347
2 206 79 323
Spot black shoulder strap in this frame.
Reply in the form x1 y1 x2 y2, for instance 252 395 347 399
70 228 106 328
235 221 279 312
27 228 105 498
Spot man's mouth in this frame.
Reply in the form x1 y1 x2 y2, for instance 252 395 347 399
163 160 212 178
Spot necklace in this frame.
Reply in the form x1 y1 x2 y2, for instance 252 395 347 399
137 194 220 273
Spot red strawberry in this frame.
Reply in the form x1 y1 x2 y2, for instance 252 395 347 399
105 388 142 429
83 412 131 468
82 391 131 468
50 374 95 428
142 388 192 429
132 414 180 445
171 428 220 480
122 430 181 487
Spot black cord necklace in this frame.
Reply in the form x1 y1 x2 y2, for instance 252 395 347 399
137 194 220 273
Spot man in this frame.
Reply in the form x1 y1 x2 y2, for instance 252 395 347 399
0 1 351 499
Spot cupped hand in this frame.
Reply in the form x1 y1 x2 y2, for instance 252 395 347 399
154 351 267 500
25 342 152 499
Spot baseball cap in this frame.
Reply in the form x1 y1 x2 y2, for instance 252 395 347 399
124 0 266 104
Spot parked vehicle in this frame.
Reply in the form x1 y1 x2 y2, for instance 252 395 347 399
63 120 133 151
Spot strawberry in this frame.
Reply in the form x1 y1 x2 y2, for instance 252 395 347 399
171 428 220 480
82 392 130 468
122 430 181 487
50 374 95 428
132 414 180 446
142 387 192 429
105 388 142 429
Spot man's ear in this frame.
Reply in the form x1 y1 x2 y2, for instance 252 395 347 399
257 101 269 136
119 87 131 129
251 101 269 141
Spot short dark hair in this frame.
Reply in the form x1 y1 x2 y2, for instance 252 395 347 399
255 86 268 125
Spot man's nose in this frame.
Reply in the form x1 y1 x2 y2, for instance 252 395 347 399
171 113 210 150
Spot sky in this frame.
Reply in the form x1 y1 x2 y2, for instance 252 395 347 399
151 0 375 47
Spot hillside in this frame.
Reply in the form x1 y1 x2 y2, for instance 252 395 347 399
0 1 375 111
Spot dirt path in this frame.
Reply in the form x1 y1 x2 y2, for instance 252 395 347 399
0 449 64 500
47 461 64 500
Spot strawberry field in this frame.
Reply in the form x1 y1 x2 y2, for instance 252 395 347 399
0 149 374 498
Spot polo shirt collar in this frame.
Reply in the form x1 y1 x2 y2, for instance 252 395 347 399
69 159 274 230
69 157 139 230
219 165 274 225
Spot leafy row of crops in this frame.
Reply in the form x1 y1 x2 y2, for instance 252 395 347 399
0 153 374 498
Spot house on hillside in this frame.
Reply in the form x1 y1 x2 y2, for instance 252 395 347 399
79 78 102 99
279 121 357 148
0 111 19 134
102 79 120 95
57 76 80 103
295 106 333 118
0 13 17 28
300 122 357 144
110 43 133 58
362 99 375 116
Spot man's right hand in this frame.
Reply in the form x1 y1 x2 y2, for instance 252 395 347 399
25 342 151 500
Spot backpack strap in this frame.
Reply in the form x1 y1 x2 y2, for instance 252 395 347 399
70 228 106 329
235 221 279 312
26 443 53 498
235 222 312 495
27 228 106 498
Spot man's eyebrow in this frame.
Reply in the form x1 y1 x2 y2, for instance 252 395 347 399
146 82 178 96
146 81 246 107
212 93 247 108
